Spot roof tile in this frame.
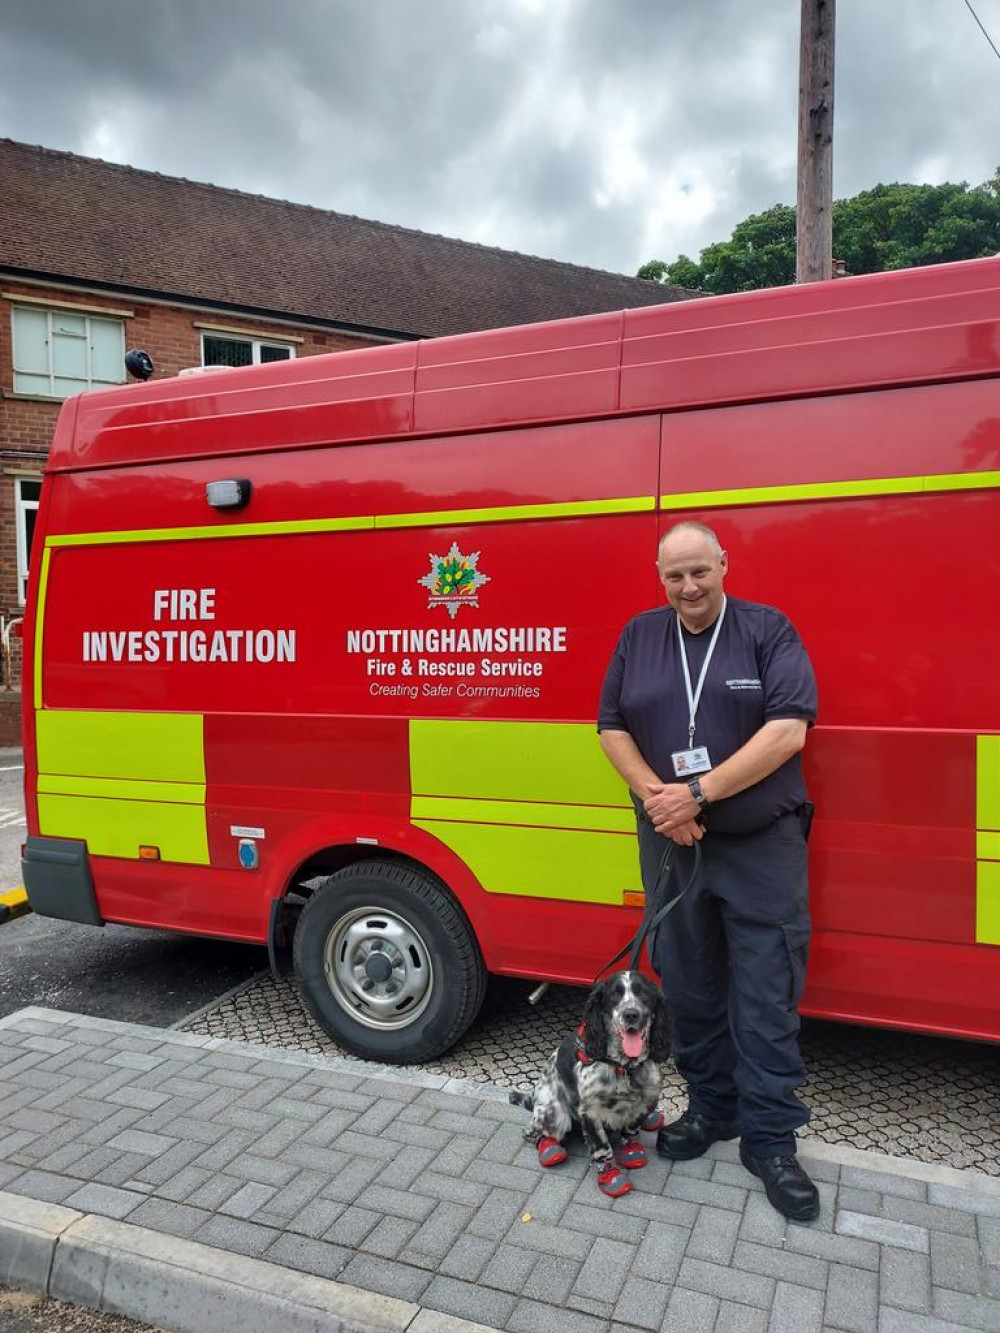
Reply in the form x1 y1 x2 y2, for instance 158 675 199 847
1 138 694 337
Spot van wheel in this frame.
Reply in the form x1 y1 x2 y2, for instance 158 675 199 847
293 860 486 1063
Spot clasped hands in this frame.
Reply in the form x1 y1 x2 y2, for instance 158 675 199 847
643 781 704 847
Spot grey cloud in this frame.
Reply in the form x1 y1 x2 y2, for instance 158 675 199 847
835 0 1000 197
0 0 997 277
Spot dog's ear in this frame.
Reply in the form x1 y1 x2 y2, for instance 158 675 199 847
582 981 609 1061
650 989 672 1063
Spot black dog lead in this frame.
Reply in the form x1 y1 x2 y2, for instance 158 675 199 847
597 799 815 981
595 834 703 979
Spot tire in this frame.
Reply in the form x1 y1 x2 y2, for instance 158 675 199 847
293 859 487 1063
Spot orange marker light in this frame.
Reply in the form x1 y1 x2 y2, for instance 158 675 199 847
623 891 645 909
138 846 161 861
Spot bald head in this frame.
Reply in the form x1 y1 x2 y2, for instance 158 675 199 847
657 521 728 632
658 521 723 561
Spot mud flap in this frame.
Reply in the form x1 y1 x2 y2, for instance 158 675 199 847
21 835 103 926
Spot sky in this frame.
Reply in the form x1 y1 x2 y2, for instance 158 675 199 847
1 0 999 277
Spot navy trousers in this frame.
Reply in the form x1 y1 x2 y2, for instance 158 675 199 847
635 802 812 1156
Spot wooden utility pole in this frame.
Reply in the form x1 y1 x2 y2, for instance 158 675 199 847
796 0 835 282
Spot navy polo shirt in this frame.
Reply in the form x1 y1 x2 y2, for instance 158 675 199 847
598 597 817 835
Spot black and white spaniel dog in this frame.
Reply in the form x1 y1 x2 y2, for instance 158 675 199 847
509 971 671 1196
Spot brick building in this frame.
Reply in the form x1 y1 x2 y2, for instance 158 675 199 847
0 138 691 740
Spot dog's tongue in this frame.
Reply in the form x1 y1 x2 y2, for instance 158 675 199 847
621 1029 644 1059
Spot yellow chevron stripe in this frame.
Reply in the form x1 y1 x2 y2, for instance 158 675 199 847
933 471 1000 493
32 545 51 707
46 497 654 549
976 735 1000 945
410 719 638 902
37 774 205 805
412 819 639 904
37 793 209 864
36 710 205 783
375 496 656 529
660 470 1000 511
34 710 209 865
42 471 998 552
977 861 1000 947
411 794 635 834
47 514 375 547
978 736 1000 832
410 719 631 807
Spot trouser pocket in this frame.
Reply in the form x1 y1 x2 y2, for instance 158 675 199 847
781 920 811 1008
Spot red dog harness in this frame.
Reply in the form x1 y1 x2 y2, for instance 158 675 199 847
574 1023 629 1076
533 1024 664 1194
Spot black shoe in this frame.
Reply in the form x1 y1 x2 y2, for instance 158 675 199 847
655 1107 739 1161
739 1142 820 1222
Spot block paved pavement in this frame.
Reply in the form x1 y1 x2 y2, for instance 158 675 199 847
1 1007 998 1333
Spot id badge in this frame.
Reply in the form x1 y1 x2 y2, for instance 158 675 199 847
671 746 712 777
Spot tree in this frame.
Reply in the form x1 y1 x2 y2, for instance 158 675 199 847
639 174 1000 294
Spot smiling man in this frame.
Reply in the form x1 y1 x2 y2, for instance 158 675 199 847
597 520 821 1222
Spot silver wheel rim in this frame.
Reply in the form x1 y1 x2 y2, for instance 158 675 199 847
323 905 435 1031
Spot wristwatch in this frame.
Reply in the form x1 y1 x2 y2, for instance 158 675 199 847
687 777 710 810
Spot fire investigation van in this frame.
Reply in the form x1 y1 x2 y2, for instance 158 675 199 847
20 256 1000 1062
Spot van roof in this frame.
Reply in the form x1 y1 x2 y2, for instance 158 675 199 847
51 256 1000 473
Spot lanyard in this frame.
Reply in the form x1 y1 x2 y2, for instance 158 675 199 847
676 595 727 746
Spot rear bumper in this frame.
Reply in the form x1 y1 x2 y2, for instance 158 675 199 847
22 835 104 926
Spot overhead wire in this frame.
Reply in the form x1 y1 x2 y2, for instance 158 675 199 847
962 0 1000 63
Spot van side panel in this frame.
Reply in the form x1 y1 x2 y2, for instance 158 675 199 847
62 343 419 470
41 415 657 536
657 379 999 1038
31 414 661 966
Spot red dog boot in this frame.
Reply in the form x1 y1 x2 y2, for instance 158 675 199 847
640 1108 665 1132
616 1139 647 1169
596 1162 633 1197
537 1136 568 1167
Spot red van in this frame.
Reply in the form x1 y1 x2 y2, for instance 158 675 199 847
21 257 1000 1060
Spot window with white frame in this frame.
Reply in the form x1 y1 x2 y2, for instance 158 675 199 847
201 333 295 368
12 307 125 398
15 479 41 605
